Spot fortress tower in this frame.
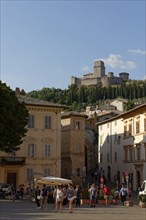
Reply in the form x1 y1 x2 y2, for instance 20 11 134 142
71 59 130 88
93 60 105 78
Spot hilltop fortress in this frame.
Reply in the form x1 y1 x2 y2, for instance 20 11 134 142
71 60 129 87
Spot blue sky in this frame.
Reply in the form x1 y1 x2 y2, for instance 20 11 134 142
1 0 146 92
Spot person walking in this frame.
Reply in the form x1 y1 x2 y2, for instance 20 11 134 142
119 184 128 205
88 183 97 207
35 186 41 208
103 184 110 205
40 184 48 211
26 184 32 201
62 185 68 206
53 185 64 213
75 184 81 207
66 183 75 213
19 185 24 200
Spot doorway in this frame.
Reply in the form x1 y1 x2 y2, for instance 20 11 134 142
136 170 141 189
7 173 17 187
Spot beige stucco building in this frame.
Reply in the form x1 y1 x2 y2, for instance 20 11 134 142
97 103 146 190
0 95 98 188
0 95 65 188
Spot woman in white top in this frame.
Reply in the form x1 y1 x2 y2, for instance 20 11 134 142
54 185 64 213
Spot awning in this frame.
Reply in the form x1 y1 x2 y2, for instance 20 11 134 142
34 176 72 186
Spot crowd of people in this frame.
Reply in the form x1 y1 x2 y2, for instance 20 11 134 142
3 168 132 211
2 183 33 201
33 181 131 213
34 183 79 213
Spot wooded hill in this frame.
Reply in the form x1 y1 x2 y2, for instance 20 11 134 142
27 80 146 111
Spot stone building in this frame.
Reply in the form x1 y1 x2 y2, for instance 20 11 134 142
71 60 129 88
110 98 128 112
61 112 87 183
0 95 65 188
61 111 99 184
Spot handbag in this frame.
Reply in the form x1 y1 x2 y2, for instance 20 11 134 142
37 195 41 200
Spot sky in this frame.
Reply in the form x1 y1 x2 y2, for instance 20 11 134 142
0 0 146 93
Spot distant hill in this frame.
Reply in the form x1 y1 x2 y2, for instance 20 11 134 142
27 80 146 111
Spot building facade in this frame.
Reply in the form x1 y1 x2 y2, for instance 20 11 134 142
61 112 87 184
0 95 65 188
97 104 146 190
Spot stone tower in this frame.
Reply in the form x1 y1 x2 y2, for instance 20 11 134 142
93 60 105 78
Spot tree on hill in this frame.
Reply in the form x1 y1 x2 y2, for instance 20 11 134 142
27 80 146 110
0 82 29 153
125 100 135 111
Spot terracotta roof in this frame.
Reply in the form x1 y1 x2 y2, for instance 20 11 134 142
61 111 88 119
17 95 68 109
96 103 146 125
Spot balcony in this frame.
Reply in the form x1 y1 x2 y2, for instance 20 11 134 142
0 156 25 166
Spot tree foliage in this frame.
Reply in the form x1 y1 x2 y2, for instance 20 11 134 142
28 80 146 110
125 100 135 111
0 82 29 153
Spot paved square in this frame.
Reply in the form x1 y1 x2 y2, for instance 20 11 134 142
0 199 146 220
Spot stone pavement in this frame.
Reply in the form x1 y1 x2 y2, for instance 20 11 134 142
0 198 146 220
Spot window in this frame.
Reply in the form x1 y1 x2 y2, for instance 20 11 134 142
117 136 121 144
107 134 109 143
114 132 117 143
107 123 109 129
107 153 109 162
27 144 36 157
136 121 140 134
115 120 117 126
115 152 117 162
136 146 140 160
44 168 50 176
129 147 133 161
76 168 80 176
8 152 16 157
124 125 127 137
129 123 132 136
26 168 33 181
44 144 51 157
124 147 128 161
28 115 34 128
75 144 80 153
133 145 135 161
45 116 51 129
75 121 80 130
100 153 103 163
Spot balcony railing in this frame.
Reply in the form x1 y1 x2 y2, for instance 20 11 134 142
0 156 25 166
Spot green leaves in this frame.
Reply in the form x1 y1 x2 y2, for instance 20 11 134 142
0 82 29 153
27 81 146 111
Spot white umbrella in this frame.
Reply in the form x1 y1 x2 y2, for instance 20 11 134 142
34 176 72 186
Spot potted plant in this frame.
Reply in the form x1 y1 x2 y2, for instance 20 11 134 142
138 194 146 208
80 188 90 205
